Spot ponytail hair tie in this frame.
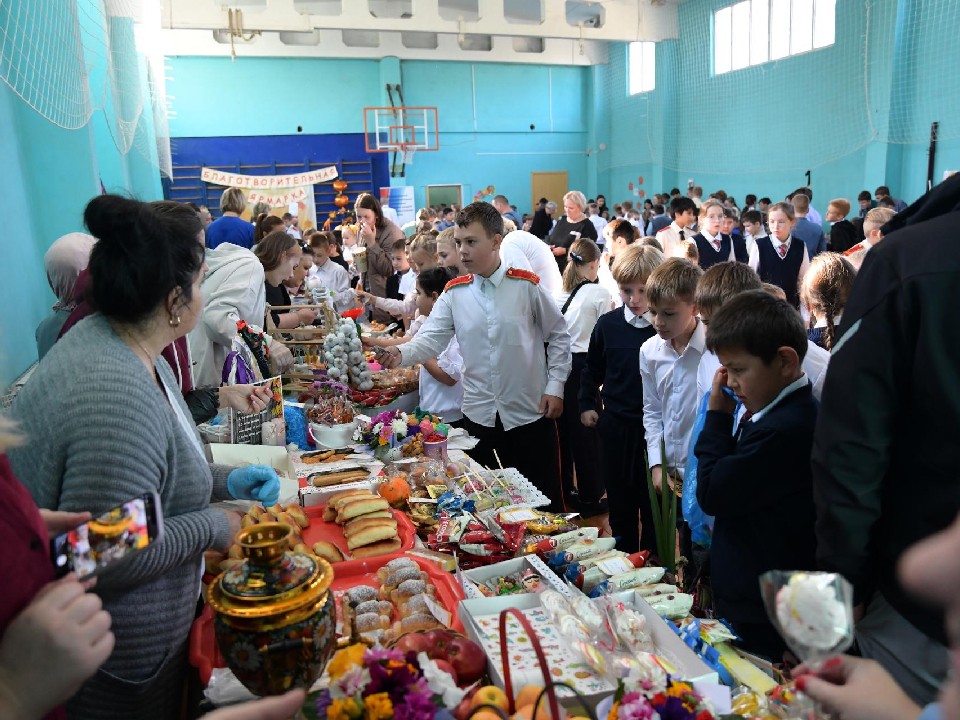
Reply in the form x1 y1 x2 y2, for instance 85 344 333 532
570 251 584 263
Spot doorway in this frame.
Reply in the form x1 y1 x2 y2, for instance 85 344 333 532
531 171 568 212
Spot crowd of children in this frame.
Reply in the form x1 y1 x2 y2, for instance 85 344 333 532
25 175 957 717
363 181 954 703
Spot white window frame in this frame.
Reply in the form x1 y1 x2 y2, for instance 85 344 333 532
628 41 656 95
714 0 835 76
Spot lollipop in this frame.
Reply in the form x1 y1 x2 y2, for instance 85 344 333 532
774 572 849 653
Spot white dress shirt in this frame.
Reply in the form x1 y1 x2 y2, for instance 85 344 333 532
697 343 829 406
398 268 417 296
657 221 694 257
639 320 707 474
419 337 464 422
311 259 354 312
623 304 653 328
398 262 572 430
748 235 811 279
501 230 563 297
588 214 608 237
744 231 764 261
554 283 614 354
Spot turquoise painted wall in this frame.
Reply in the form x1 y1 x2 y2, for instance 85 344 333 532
167 57 590 213
0 1 164 388
597 0 960 211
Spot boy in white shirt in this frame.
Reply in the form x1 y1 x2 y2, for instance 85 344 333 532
639 258 706 495
598 219 636 307
657 197 698 257
309 232 354 312
381 202 572 511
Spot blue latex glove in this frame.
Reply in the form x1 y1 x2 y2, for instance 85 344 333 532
227 465 281 506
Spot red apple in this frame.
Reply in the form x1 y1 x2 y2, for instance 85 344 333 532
445 635 487 684
432 658 459 685
421 628 455 658
393 632 430 654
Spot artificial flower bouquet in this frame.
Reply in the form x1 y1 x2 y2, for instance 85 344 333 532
304 644 465 720
354 410 450 461
608 678 717 720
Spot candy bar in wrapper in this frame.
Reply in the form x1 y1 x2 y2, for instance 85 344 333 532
546 537 617 567
564 550 628 583
588 566 666 597
434 512 470 544
460 529 495 544
529 527 599 555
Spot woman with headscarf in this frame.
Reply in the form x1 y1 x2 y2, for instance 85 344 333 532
36 233 97 361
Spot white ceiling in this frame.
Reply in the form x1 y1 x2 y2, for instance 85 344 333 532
160 0 681 65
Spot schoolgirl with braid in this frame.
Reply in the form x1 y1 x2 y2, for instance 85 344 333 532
800 252 857 350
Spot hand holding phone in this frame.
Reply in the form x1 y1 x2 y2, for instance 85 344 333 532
51 492 164 580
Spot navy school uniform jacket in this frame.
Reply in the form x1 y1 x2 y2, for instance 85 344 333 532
579 307 657 423
695 382 818 625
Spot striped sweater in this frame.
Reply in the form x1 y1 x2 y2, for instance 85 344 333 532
8 314 234 719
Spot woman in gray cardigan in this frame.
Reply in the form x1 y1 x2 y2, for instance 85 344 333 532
8 196 281 719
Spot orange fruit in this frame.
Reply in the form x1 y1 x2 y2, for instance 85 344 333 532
378 476 411 507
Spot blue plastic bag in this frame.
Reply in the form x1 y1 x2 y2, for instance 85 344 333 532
682 391 715 547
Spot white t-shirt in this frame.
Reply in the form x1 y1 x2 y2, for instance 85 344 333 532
500 230 563 297
554 283 613 354
418 337 464 422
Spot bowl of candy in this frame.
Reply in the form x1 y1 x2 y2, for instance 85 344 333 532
307 396 357 450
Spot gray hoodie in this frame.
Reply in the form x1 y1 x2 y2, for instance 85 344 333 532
187 242 266 387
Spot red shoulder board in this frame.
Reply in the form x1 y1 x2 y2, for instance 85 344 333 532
842 243 862 256
657 225 670 233
444 274 474 291
505 267 540 284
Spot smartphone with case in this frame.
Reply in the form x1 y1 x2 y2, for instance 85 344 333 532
51 492 164 579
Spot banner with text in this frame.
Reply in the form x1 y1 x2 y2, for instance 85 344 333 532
201 166 338 189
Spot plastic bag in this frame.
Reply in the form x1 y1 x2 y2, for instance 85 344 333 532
682 391 715 547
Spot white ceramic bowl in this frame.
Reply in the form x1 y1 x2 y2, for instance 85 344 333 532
309 420 357 450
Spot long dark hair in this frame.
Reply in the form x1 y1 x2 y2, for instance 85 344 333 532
354 193 385 230
85 196 204 325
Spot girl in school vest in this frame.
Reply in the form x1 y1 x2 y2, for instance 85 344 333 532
750 202 810 307
691 199 737 270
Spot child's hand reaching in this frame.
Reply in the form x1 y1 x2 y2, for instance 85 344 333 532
708 368 737 414
580 410 599 427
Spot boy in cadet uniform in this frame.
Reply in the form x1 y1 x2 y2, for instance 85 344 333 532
381 202 572 511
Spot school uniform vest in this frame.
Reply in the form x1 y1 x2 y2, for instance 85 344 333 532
731 233 748 263
693 233 733 270
757 237 805 307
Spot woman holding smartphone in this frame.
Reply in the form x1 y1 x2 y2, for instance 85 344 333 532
354 193 405 325
6 197 280 719
546 190 598 273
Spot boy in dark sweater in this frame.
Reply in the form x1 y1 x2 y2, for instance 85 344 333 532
695 290 818 661
580 243 666 551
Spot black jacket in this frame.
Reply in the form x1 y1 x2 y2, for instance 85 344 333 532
696 383 818 624
812 173 960 644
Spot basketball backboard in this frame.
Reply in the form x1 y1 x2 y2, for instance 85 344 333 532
363 106 439 154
